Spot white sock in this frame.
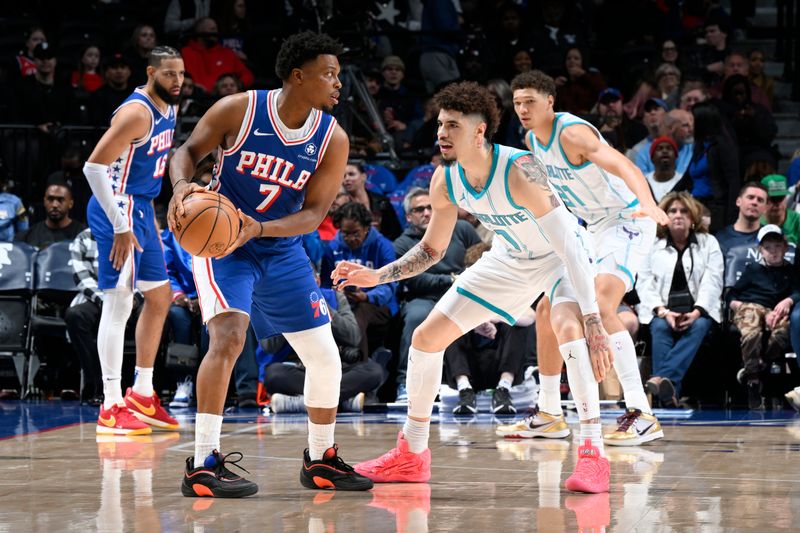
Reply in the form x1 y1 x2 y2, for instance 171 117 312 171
403 417 430 454
132 468 153 507
456 375 472 391
610 331 651 414
406 346 445 419
194 413 223 467
579 422 604 456
132 366 154 397
538 373 562 415
538 461 562 508
103 378 123 409
308 420 335 461
497 378 513 390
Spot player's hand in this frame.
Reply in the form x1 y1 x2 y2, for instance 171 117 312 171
583 313 613 382
110 230 142 271
218 209 259 258
167 181 206 233
633 202 669 226
331 261 380 289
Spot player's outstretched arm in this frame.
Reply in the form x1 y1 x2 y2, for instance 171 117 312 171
560 125 669 225
167 93 248 232
332 168 458 289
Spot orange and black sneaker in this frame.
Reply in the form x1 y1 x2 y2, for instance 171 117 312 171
300 445 374 491
125 387 180 430
96 403 152 436
181 450 259 498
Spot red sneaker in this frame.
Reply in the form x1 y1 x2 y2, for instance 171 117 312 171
565 439 610 494
96 403 152 436
354 432 431 483
125 388 180 430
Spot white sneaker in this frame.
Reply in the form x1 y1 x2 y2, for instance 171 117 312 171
785 387 800 412
169 377 193 408
340 392 365 413
270 393 306 413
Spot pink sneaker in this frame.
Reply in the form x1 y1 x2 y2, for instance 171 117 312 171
354 432 431 483
565 439 610 493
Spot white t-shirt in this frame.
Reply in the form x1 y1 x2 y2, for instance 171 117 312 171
645 170 684 202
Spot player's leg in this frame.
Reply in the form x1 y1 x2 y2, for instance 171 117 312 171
549 299 609 493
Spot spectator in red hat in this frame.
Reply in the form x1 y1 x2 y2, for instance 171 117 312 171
645 136 692 202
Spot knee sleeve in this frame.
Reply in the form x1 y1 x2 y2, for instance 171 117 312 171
98 288 134 380
558 339 600 421
284 324 342 409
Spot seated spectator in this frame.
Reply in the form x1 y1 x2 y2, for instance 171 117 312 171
645 136 692 202
15 179 85 248
124 25 157 87
178 72 209 118
16 26 46 77
342 162 402 240
679 84 709 112
717 74 777 170
654 63 681 109
212 72 244 100
687 102 741 231
595 88 648 152
635 109 694 175
393 188 482 401
164 0 211 35
264 272 383 413
320 202 398 360
447 307 536 416
408 98 441 152
180 17 253 93
789 149 800 187
555 47 606 115
697 16 731 79
728 225 800 410
637 192 723 405
0 171 28 241
317 189 349 242
760 174 800 244
749 49 775 109
418 0 461 94
70 45 103 94
715 182 768 264
14 42 77 131
88 54 132 126
218 0 250 63
709 52 772 111
657 39 686 73
488 79 524 148
377 55 422 147
626 97 667 164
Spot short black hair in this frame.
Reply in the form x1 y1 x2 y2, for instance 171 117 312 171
434 81 500 141
738 181 768 197
148 46 181 68
333 201 372 228
510 70 557 97
275 31 343 80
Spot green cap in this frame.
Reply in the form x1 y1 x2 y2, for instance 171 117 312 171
762 174 788 197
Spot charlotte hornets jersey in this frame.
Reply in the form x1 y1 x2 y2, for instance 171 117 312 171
528 112 638 226
444 144 557 261
109 87 176 199
211 89 337 253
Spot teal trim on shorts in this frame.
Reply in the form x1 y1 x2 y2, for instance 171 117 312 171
444 166 456 204
549 277 562 303
617 264 635 287
456 287 516 325
625 198 640 209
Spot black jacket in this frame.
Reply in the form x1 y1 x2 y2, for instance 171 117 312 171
728 261 800 309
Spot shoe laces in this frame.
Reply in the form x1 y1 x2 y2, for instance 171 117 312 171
521 405 540 425
322 447 356 473
112 404 140 424
213 451 251 479
616 409 642 432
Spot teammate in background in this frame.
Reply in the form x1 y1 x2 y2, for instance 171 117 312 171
83 47 183 436
506 70 669 446
334 81 614 494
167 32 373 497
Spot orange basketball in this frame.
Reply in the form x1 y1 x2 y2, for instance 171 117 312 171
174 190 240 257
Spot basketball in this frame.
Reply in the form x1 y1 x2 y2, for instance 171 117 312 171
174 190 240 257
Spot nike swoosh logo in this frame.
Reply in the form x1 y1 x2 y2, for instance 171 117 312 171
253 129 274 136
128 397 156 416
99 414 116 426
155 117 163 125
637 423 655 436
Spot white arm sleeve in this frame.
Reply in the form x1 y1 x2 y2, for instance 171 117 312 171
83 162 130 234
536 205 599 316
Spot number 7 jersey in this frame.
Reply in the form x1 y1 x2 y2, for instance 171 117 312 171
210 89 337 253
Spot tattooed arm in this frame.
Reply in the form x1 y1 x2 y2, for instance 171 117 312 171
332 168 459 289
507 153 561 217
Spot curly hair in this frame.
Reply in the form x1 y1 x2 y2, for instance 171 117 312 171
333 201 373 228
275 31 344 80
434 81 500 140
510 70 556 97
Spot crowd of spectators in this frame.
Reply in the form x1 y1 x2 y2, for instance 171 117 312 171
1 1 800 411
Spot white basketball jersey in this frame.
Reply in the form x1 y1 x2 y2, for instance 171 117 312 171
529 112 638 226
443 144 554 261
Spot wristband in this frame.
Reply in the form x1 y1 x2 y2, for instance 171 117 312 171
172 178 189 190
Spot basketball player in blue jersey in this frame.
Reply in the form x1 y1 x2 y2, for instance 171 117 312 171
82 46 183 437
502 70 670 446
334 82 614 494
167 32 372 497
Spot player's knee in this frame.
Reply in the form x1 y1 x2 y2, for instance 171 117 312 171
411 323 446 352
550 310 583 342
210 327 246 359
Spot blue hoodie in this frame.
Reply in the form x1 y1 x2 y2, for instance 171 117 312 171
320 227 398 315
161 229 197 299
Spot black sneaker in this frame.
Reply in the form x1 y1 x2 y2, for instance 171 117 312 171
658 378 678 408
181 450 259 498
491 387 516 414
453 388 477 415
747 380 764 410
300 445 373 491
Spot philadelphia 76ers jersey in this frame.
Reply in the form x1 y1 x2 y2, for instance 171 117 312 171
210 89 337 253
108 87 176 200
528 112 638 227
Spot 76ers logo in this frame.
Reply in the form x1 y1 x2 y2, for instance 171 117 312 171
304 143 317 156
310 291 328 318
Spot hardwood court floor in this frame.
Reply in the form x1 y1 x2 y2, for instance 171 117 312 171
1 402 799 532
